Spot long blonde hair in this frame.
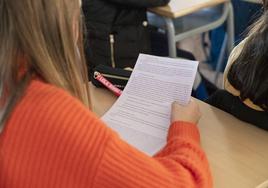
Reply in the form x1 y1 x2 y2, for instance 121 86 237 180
0 0 90 131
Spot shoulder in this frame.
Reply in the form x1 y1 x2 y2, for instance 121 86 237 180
5 79 113 151
13 79 101 129
24 79 86 110
1 80 114 185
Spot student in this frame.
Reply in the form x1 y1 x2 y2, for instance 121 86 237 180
209 0 262 70
206 0 268 130
82 0 170 77
0 0 213 187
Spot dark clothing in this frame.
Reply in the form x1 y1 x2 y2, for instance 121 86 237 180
209 1 262 69
206 90 268 131
82 0 170 74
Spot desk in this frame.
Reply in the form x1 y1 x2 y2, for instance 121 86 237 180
89 84 268 188
148 0 234 60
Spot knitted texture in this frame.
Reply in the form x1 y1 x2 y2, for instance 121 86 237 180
0 80 212 188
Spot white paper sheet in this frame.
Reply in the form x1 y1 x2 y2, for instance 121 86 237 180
102 54 198 155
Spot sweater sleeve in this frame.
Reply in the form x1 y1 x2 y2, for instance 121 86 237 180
103 0 170 8
0 81 212 188
92 121 213 188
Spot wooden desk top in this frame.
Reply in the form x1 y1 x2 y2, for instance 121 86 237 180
89 84 268 188
149 0 229 18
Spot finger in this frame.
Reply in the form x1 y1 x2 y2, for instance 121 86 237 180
172 101 179 105
172 101 180 108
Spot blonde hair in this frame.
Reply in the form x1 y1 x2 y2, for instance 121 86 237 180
0 0 90 131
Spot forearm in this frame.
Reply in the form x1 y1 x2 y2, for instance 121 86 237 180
154 122 212 188
93 121 212 188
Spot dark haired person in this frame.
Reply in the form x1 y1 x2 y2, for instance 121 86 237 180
206 0 268 130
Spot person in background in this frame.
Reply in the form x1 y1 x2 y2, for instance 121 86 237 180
206 0 268 130
83 0 210 101
82 0 170 78
0 0 214 187
209 0 262 70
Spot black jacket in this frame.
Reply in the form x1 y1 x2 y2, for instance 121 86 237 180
206 90 268 130
82 0 170 75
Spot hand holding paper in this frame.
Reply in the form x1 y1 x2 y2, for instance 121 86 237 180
102 54 199 155
171 100 201 124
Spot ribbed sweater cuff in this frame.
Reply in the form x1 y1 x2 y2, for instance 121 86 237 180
168 121 200 145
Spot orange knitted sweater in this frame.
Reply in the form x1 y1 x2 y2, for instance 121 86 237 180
0 79 212 188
